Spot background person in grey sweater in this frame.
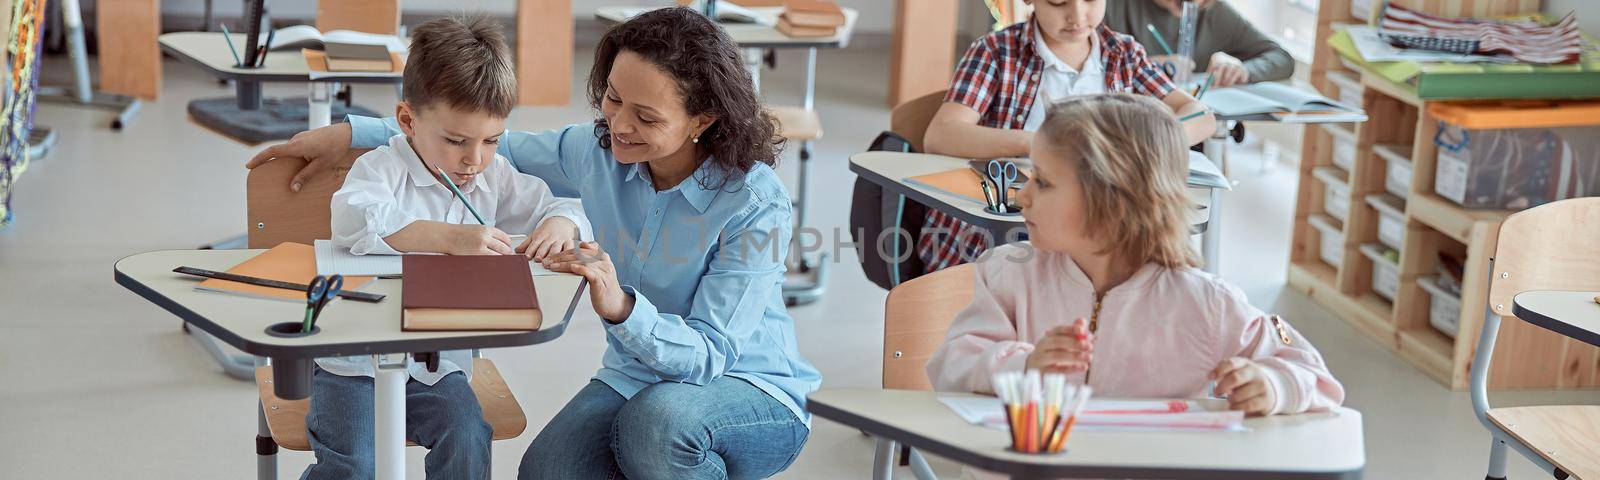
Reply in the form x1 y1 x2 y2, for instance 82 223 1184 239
1104 0 1294 87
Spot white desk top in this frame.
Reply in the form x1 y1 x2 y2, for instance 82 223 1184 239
849 151 1219 230
809 389 1365 479
158 32 404 83
1513 290 1600 347
595 6 857 49
115 249 588 358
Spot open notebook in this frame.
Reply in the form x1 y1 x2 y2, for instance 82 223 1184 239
1203 82 1367 123
313 239 561 278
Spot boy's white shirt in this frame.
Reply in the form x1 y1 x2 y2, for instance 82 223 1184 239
322 133 592 384
1023 26 1107 132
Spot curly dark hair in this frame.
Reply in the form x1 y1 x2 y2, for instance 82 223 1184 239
588 7 783 190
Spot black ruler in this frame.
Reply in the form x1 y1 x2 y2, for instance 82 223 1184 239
173 266 386 303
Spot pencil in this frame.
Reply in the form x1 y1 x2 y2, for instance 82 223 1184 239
1146 24 1175 55
257 27 276 67
1179 109 1209 122
1196 74 1215 100
433 166 487 225
219 24 243 67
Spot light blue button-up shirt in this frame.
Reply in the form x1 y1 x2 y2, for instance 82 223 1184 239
350 117 822 424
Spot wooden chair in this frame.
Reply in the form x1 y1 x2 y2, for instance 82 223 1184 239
876 263 975 479
316 0 400 35
890 89 946 155
848 89 948 291
245 153 528 466
1473 197 1600 480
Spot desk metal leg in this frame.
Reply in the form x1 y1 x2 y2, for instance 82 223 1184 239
743 47 763 90
255 357 277 480
907 448 938 480
309 83 333 130
188 328 255 380
1202 186 1222 275
373 354 409 480
873 437 898 480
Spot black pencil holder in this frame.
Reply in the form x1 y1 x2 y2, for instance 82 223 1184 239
270 357 315 400
265 321 320 338
985 204 1023 216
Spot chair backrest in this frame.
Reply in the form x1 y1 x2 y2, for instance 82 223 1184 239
890 89 947 154
317 0 400 35
1487 197 1600 317
882 263 976 390
246 149 369 249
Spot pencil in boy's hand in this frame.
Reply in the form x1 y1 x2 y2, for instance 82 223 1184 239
432 165 488 225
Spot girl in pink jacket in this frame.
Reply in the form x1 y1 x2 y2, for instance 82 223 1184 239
926 94 1344 416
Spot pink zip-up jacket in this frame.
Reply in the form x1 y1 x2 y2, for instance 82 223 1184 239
926 243 1344 415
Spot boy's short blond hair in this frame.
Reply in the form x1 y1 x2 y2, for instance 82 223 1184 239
1038 94 1200 269
402 15 516 117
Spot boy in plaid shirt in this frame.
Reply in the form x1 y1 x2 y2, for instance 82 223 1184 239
916 0 1215 273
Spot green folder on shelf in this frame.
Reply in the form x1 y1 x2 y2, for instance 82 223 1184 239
1326 28 1600 101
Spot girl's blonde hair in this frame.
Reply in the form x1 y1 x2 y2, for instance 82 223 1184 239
1038 93 1200 269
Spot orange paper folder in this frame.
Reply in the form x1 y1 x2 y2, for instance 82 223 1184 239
905 168 990 206
195 242 374 302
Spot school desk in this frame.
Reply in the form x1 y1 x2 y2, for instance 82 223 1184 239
849 151 1230 274
114 249 587 480
158 32 403 144
808 388 1366 479
598 5 859 305
1510 291 1600 348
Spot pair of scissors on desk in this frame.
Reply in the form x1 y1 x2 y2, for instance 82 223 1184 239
986 159 1020 213
302 274 344 333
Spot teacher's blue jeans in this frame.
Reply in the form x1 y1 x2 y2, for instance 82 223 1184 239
300 368 492 480
519 378 809 480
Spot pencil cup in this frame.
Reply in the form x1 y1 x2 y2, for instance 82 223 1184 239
984 203 1023 216
993 370 1093 455
265 321 320 338
268 357 316 400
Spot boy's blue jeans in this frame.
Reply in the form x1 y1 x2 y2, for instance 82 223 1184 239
300 367 492 480
519 377 809 480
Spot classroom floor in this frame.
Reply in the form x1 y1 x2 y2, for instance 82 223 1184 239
2 44 1596 479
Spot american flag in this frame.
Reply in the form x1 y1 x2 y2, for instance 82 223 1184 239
1379 4 1584 64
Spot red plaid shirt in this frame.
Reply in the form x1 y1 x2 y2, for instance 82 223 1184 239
918 19 1177 273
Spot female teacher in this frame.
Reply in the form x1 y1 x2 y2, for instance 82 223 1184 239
247 9 819 479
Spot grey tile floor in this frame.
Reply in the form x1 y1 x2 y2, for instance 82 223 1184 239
0 45 1594 479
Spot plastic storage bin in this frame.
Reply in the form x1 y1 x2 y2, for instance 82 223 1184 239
1327 71 1363 111
1309 214 1345 268
1313 166 1351 222
1418 276 1462 338
1359 243 1399 302
1429 101 1600 210
1374 144 1414 199
1332 138 1357 173
1365 193 1406 251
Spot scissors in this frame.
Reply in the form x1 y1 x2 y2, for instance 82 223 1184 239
986 159 1020 212
302 274 344 333
1157 61 1179 79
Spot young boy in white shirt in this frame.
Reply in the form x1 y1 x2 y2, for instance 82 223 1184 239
311 15 589 479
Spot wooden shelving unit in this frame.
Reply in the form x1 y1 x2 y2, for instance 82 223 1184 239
1289 0 1596 389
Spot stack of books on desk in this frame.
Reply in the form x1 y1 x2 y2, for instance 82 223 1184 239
777 0 844 38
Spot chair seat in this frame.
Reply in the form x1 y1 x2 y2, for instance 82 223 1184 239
256 357 527 451
1487 405 1600 478
770 106 823 141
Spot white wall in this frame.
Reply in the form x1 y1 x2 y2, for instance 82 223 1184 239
157 0 896 33
1543 0 1599 37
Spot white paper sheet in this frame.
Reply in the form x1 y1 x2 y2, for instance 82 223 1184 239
314 239 562 277
938 395 1248 432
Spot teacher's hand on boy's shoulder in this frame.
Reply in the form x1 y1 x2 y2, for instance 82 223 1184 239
542 242 634 323
1209 357 1278 416
245 122 355 192
1027 319 1094 373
